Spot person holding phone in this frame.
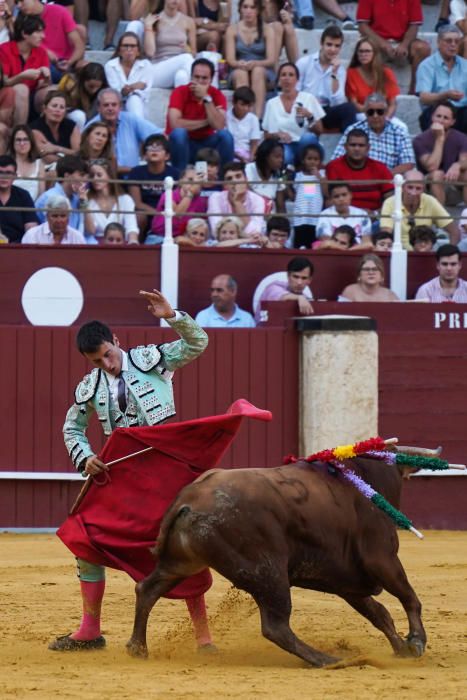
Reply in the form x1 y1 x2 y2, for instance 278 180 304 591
262 62 324 166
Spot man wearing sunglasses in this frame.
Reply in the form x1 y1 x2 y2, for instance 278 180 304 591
331 93 415 176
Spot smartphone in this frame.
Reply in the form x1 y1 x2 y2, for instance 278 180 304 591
195 161 208 180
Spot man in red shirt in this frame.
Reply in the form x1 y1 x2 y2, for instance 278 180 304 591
0 14 50 123
356 0 430 94
326 128 393 212
167 58 234 171
16 0 85 82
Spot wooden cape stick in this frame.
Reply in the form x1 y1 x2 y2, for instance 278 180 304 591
69 446 155 515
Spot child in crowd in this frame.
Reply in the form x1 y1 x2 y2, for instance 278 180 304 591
409 225 437 252
195 147 222 198
245 139 286 213
175 218 209 247
315 224 357 250
373 231 394 252
128 134 179 241
103 222 125 245
316 183 372 246
226 87 262 163
292 145 325 248
214 216 267 248
149 165 207 243
265 215 290 248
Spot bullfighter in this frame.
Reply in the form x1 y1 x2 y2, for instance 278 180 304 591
49 289 213 651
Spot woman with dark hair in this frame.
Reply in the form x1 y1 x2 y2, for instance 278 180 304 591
225 0 275 118
345 38 400 123
104 32 152 118
79 121 115 166
339 253 400 302
30 89 81 165
58 62 108 130
0 13 50 123
9 123 46 200
245 137 286 212
263 61 324 166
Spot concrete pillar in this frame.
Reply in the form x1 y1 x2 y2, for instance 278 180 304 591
296 315 378 456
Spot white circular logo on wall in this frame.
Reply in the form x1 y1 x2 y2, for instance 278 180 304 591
21 267 84 326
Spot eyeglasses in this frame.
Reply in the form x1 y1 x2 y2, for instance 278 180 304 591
361 267 379 273
14 137 30 143
120 44 138 49
366 108 385 116
146 144 165 151
357 49 373 54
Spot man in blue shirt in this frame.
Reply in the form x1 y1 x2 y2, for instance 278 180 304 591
87 88 163 173
195 274 256 328
416 24 467 132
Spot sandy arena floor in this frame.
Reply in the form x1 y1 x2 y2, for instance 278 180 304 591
1 532 466 700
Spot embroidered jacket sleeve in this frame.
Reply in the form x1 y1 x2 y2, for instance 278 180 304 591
158 312 208 372
63 369 100 472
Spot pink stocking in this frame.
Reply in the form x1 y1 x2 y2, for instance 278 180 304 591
70 580 105 641
185 594 212 646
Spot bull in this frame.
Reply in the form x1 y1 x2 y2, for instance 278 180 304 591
126 454 427 666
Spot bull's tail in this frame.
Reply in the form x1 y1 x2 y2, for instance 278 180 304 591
152 502 192 557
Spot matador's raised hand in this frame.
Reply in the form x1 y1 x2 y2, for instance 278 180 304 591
139 289 176 319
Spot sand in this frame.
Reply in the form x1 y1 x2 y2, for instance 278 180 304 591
1 532 466 700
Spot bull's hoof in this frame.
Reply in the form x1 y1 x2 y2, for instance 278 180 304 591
126 639 148 659
311 652 340 668
405 635 425 658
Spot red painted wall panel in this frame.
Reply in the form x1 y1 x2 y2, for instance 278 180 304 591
0 326 299 527
0 247 444 324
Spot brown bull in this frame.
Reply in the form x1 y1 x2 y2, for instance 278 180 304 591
126 457 427 666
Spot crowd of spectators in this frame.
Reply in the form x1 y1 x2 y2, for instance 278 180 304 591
1 0 467 321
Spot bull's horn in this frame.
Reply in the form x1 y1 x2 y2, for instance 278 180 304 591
395 445 443 457
383 437 398 446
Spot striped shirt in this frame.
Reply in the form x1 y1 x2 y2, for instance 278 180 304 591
332 119 415 170
415 277 467 302
293 172 324 227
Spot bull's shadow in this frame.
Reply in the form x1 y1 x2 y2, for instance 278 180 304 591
126 457 426 666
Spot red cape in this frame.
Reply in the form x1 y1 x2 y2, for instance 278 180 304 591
57 400 272 599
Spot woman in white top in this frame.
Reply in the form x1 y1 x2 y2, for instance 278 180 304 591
262 62 325 167
84 159 140 244
105 33 152 119
140 0 196 88
9 124 46 201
